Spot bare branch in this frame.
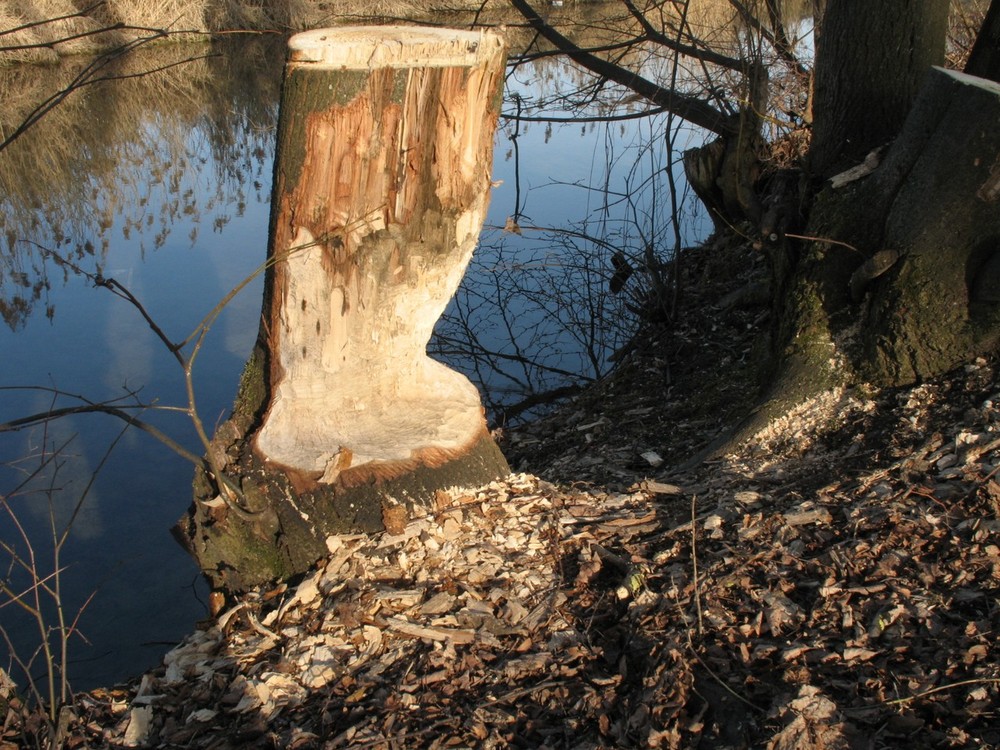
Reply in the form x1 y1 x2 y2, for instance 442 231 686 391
35 245 184 361
0 1 105 38
508 34 644 65
508 0 738 137
501 103 674 124
0 23 127 53
0 397 204 468
726 0 809 74
621 0 744 70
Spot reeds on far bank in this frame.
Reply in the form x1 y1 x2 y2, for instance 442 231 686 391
0 1 107 64
0 0 216 66
0 0 485 66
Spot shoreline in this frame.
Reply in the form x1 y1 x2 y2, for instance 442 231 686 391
0 0 513 66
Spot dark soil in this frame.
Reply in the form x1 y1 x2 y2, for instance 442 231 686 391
504 231 772 488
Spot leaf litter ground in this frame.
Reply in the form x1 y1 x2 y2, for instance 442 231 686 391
4 238 999 749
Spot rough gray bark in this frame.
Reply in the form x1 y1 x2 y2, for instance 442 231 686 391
810 0 949 178
852 68 1000 382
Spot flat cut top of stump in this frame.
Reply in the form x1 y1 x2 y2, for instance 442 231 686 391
288 26 505 70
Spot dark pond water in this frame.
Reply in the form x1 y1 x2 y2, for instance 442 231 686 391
0 33 709 690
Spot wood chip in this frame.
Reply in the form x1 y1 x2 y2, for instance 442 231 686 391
640 480 684 495
783 507 833 526
386 616 476 644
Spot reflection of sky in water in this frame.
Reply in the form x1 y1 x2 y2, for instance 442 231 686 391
438 55 711 409
0 42 710 688
0 50 275 686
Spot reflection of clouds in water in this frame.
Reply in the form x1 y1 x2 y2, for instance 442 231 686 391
197 144 272 362
200 218 269 361
215 280 263 360
98 265 154 454
6 408 105 543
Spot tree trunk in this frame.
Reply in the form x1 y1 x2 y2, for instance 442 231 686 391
175 27 509 592
809 0 948 178
721 67 1000 454
965 0 1000 82
851 68 1000 383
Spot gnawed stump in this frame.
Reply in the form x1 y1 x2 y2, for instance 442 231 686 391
175 26 509 591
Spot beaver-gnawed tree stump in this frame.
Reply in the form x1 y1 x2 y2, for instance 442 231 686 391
175 26 509 591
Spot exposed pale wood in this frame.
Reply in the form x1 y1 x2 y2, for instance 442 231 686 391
258 26 507 489
638 480 684 495
386 616 477 644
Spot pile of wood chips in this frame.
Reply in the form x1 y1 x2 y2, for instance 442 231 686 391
20 357 996 749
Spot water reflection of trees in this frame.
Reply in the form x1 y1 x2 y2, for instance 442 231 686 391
433 31 721 423
0 35 282 329
429 2 819 423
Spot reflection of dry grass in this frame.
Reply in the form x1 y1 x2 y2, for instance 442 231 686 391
0 0 816 65
0 43 213 220
0 36 282 326
1 0 485 64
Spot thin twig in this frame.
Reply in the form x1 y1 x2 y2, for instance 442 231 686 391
690 493 703 637
1 400 204 467
783 232 862 254
673 568 765 715
880 678 1000 708
0 23 128 53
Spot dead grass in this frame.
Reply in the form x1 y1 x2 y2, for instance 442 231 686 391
0 0 488 65
0 1 107 64
0 0 213 66
92 0 207 34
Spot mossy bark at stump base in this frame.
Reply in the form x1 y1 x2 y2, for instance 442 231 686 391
177 427 508 592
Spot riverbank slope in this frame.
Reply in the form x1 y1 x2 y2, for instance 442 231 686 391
5 235 999 748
